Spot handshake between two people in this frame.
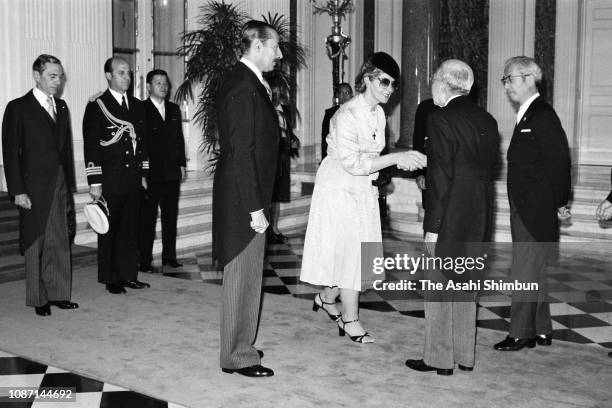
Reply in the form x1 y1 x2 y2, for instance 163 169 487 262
394 150 427 172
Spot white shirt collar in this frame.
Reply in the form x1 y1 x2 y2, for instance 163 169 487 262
517 92 539 124
33 87 54 109
444 94 461 107
108 88 129 109
150 97 164 110
240 57 264 85
150 97 165 118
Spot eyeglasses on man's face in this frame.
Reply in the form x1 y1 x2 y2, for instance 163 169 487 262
500 73 532 86
376 77 397 90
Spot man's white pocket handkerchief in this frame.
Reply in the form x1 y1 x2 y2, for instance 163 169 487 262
520 129 532 133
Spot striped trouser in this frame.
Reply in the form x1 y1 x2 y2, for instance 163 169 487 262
219 233 266 369
25 168 72 307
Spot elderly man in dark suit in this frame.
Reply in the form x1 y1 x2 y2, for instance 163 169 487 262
83 57 150 294
405 60 500 375
138 69 187 273
2 54 78 316
494 56 571 351
214 20 281 378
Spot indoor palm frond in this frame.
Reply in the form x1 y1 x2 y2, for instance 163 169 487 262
175 1 247 166
262 12 307 109
310 0 355 19
175 1 307 171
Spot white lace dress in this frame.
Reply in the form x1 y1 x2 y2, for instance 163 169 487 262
300 94 386 291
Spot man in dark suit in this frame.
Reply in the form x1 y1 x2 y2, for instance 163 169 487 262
138 69 187 273
214 20 281 378
494 56 571 351
405 60 500 375
320 82 352 160
2 54 78 316
595 169 612 359
83 57 150 294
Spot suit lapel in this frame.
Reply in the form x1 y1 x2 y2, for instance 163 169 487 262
238 63 276 115
55 100 68 150
516 96 541 132
147 99 165 123
25 91 56 131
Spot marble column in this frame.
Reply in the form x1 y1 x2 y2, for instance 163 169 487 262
553 0 580 160
487 0 536 153
375 0 404 146
397 0 439 148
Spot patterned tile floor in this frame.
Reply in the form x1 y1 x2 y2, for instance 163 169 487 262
0 350 188 408
165 228 612 350
1 228 610 407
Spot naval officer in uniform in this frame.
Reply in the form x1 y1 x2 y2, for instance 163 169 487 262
83 56 150 294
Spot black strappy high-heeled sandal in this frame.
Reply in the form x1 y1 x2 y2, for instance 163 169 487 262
312 293 341 321
338 318 374 343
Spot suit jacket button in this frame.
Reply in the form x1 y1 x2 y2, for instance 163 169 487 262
126 151 129 154
125 164 130 168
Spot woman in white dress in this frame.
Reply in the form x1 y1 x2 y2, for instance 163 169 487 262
300 52 427 343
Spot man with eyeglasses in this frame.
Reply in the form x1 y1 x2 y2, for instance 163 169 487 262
494 56 571 352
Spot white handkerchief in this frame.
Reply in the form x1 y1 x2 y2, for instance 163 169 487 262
520 129 532 133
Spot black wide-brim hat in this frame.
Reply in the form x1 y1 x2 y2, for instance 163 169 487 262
371 52 400 80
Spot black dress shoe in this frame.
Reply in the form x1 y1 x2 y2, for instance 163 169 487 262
49 300 79 309
120 280 147 289
106 283 127 294
134 280 150 288
494 336 536 351
35 304 51 316
536 334 552 346
221 364 274 377
405 359 453 376
162 259 183 268
458 365 473 372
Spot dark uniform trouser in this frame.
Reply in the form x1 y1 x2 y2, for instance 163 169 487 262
97 192 139 284
509 209 553 338
220 233 265 369
138 180 180 266
423 268 477 370
25 167 71 307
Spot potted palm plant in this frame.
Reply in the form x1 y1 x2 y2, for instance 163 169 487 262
175 0 307 170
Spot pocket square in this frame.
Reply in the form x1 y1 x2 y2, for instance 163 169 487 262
520 129 532 133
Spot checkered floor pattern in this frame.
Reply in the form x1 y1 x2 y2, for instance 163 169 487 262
1 228 610 407
0 351 187 408
165 228 612 350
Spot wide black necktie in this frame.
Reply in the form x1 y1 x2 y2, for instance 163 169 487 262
121 95 129 112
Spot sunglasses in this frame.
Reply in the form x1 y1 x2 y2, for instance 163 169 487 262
376 77 397 89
